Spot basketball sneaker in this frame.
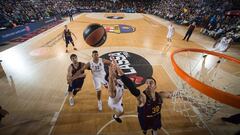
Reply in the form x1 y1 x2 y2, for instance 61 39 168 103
104 84 108 89
113 114 122 123
69 97 74 106
98 100 102 111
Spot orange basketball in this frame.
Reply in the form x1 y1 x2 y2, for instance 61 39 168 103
83 23 107 47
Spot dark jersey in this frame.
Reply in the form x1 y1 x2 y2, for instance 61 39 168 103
138 90 163 117
68 62 85 94
64 29 72 38
137 90 163 130
71 62 84 77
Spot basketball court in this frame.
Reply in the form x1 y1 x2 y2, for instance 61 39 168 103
0 13 239 135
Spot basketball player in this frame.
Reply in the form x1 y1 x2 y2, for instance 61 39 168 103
67 54 86 106
81 50 111 111
183 22 196 42
107 63 125 123
162 23 175 54
115 67 172 135
62 25 77 53
203 35 232 63
212 35 232 53
167 23 175 42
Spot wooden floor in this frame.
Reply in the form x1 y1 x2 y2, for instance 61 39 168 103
0 13 239 135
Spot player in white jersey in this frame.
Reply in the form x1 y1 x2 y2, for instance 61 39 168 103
203 35 232 63
167 23 175 42
212 36 232 52
162 23 175 54
83 50 111 111
107 57 125 123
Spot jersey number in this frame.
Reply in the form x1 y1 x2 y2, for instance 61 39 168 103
95 66 100 71
152 105 160 114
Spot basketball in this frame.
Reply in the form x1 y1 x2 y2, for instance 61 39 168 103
83 23 107 47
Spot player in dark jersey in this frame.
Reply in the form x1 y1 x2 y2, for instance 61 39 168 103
112 59 172 135
67 54 86 106
62 25 77 53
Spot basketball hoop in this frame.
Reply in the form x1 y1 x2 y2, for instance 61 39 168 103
170 48 240 130
171 48 240 108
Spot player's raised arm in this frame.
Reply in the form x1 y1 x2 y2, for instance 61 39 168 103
113 57 146 106
110 55 125 76
108 64 116 97
158 91 173 98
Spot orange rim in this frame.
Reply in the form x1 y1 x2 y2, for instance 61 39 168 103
170 48 240 109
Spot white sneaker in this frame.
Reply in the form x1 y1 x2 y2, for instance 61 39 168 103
98 100 102 111
69 97 74 106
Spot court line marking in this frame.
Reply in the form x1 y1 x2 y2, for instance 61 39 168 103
47 13 85 135
96 114 169 135
48 95 67 135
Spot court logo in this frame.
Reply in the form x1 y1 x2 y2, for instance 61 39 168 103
106 16 124 19
101 51 153 87
103 24 136 34
105 14 124 20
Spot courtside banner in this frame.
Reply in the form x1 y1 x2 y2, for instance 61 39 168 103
0 17 60 44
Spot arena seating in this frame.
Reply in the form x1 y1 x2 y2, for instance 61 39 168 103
0 0 239 42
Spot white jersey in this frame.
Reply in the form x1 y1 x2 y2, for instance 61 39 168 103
108 79 124 104
215 37 231 52
167 25 174 38
90 58 106 77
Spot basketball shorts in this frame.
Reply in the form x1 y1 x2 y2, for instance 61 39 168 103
93 76 108 91
65 37 73 46
167 32 173 39
108 97 123 113
138 113 162 131
68 77 85 95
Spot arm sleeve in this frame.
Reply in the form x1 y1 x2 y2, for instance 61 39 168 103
120 75 140 97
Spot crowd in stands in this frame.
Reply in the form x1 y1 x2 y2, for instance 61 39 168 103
0 0 239 42
0 0 76 29
147 0 240 42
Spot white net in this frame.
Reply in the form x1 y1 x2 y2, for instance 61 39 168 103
169 51 240 133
